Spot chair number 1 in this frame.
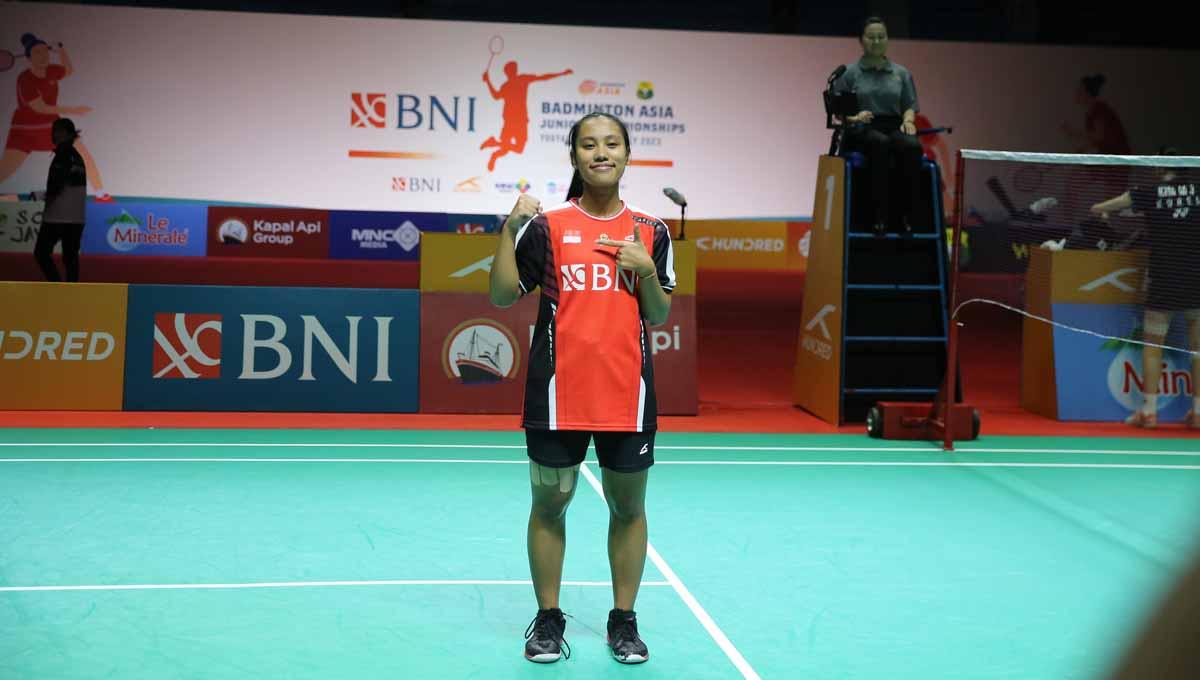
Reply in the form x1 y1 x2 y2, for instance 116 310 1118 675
823 175 836 231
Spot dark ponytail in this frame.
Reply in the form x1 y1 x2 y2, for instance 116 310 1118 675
565 112 630 201
566 170 584 201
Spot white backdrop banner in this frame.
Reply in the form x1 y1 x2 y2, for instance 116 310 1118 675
1 2 1197 219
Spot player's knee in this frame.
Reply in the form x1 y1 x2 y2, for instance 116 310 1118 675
531 490 572 521
606 495 645 523
1145 310 1171 339
530 464 576 520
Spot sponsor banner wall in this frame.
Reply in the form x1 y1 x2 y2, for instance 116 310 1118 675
419 292 536 414
123 285 419 412
328 210 441 261
420 233 500 293
4 3 1198 221
82 202 208 257
419 292 697 415
207 207 330 259
1050 303 1193 422
0 201 55 254
446 213 503 234
421 233 697 293
677 220 809 271
0 282 127 409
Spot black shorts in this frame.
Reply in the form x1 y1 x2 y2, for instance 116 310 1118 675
525 429 655 473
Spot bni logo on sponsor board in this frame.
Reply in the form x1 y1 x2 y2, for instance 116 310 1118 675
150 312 397 384
392 177 443 193
153 313 222 379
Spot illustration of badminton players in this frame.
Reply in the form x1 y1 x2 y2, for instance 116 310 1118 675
481 57 572 172
0 33 110 201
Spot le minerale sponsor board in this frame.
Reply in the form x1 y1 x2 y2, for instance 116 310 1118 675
82 202 208 256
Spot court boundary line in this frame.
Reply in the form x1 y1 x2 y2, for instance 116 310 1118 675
2 442 1199 456
1 457 1197 471
578 463 761 680
0 579 673 593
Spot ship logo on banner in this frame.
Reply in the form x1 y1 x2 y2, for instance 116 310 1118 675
442 319 519 385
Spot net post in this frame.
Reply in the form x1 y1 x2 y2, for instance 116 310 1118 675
942 150 968 452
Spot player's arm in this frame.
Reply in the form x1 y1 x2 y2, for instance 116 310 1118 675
1091 191 1132 217
596 224 672 326
56 45 74 78
482 71 501 98
490 194 542 308
636 269 671 327
641 222 676 326
534 68 574 82
27 96 90 116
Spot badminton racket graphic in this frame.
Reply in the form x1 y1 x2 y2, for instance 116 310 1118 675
1 42 62 73
485 35 504 72
0 49 18 73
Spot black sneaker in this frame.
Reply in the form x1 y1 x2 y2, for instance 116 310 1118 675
524 608 569 663
607 608 649 664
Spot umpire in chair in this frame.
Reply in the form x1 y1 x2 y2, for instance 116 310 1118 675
827 16 924 236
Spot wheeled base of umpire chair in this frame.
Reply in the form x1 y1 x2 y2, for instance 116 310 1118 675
866 401 980 441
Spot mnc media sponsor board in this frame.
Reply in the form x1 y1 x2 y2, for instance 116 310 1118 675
82 202 208 256
123 285 419 412
328 210 443 261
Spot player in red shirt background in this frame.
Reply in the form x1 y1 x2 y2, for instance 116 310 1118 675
0 33 109 201
489 112 675 665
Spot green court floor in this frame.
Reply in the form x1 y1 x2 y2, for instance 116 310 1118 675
2 429 1198 679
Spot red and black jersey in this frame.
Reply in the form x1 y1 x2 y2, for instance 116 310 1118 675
514 199 676 432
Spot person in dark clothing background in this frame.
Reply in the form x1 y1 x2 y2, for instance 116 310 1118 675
33 117 87 282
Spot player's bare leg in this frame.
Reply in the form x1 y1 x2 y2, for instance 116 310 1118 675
527 462 579 609
1188 314 1200 429
1129 310 1171 428
525 462 578 663
601 467 650 663
601 467 648 610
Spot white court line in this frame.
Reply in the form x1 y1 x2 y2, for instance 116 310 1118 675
578 463 761 680
0 458 1197 471
1 442 1199 456
0 579 672 593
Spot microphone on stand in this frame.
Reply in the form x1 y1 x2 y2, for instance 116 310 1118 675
663 187 687 240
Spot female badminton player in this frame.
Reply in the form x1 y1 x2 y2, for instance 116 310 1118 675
488 112 676 664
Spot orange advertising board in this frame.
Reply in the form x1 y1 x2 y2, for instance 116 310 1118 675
669 220 809 271
0 282 128 410
793 156 846 424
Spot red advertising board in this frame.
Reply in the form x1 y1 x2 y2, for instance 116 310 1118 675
207 207 330 259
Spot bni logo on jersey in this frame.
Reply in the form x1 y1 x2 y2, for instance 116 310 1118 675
153 313 222 379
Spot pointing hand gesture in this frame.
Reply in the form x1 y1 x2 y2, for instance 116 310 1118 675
595 226 655 279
